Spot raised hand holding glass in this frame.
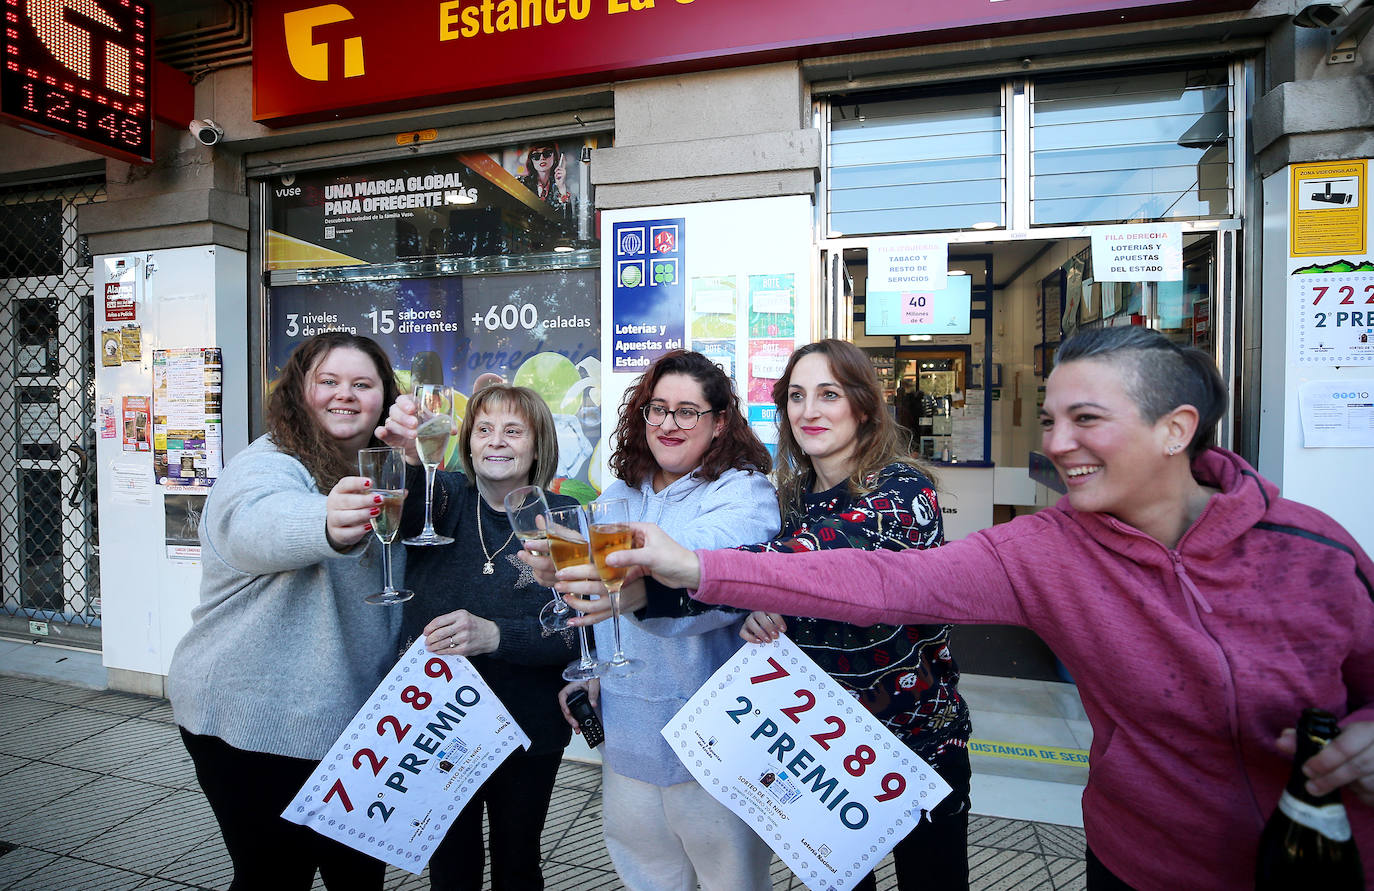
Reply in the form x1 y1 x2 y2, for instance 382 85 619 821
588 498 642 677
503 485 574 632
546 503 601 681
404 384 456 546
358 447 414 605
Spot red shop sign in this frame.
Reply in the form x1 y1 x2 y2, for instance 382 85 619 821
253 0 1255 126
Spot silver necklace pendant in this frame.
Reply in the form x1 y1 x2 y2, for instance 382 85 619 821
482 562 494 575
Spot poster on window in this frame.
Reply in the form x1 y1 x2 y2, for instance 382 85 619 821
267 271 602 500
1290 267 1374 365
284 638 531 875
663 636 951 891
265 139 596 269
610 218 687 371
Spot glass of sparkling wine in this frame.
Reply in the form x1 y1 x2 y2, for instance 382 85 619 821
403 384 456 546
587 498 642 677
546 504 602 681
358 447 414 605
504 485 574 633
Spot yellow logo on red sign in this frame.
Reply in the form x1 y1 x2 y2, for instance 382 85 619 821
284 4 365 81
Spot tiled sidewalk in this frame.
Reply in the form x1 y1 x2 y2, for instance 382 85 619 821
0 673 1086 890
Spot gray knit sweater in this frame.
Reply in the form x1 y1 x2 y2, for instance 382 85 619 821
167 436 402 761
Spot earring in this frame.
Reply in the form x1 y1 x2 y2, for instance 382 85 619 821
1167 444 1181 456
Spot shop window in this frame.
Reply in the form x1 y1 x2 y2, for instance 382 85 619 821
0 200 61 278
828 86 1004 235
1031 65 1232 225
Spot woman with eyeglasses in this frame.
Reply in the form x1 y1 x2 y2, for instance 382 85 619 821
523 350 779 891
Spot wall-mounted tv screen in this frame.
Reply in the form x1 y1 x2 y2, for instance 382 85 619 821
864 275 972 335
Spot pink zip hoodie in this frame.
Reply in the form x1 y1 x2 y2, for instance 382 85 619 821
694 448 1374 890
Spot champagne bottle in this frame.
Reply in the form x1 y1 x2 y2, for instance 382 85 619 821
1255 708 1364 889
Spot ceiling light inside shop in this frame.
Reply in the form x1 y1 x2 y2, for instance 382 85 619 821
971 221 997 230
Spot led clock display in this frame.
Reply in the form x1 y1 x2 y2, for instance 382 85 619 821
1 0 153 164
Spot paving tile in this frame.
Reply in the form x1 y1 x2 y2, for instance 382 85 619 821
47 717 181 775
133 879 207 891
0 707 128 761
553 759 602 791
79 789 219 874
382 865 431 890
1034 821 1086 859
970 844 1055 889
2 774 173 853
0 698 68 737
969 814 1041 852
138 702 178 725
0 751 30 777
0 762 102 832
82 691 166 719
108 735 200 791
6 679 103 705
1046 854 1087 890
4 854 150 890
0 676 68 699
541 784 598 852
154 832 234 889
0 845 58 887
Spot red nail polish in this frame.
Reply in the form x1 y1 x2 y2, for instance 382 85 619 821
363 479 372 487
374 494 383 504
370 507 380 516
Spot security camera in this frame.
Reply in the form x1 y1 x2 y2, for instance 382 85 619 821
189 119 225 146
1294 3 1345 27
1294 0 1369 27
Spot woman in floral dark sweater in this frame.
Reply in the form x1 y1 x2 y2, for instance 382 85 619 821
739 339 972 891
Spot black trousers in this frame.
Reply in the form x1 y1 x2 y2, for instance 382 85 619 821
180 728 387 891
1086 846 1139 890
427 746 564 891
854 747 973 891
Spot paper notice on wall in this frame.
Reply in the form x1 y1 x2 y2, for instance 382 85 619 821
1299 380 1374 447
109 462 153 505
870 237 948 292
1091 224 1183 282
152 348 224 489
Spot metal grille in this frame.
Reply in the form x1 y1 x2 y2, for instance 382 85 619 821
0 176 104 640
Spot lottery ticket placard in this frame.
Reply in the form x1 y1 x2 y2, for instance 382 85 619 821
1292 271 1374 365
283 638 531 874
663 635 951 891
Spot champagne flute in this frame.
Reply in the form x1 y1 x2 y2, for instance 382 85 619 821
403 384 456 546
358 447 414 605
587 498 643 677
503 485 574 633
546 503 601 681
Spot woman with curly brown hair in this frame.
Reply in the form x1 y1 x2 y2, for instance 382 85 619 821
168 332 402 891
527 350 780 891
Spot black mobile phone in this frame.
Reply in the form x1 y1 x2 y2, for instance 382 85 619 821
566 688 605 748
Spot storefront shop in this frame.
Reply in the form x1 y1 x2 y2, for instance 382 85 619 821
0 0 1369 693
